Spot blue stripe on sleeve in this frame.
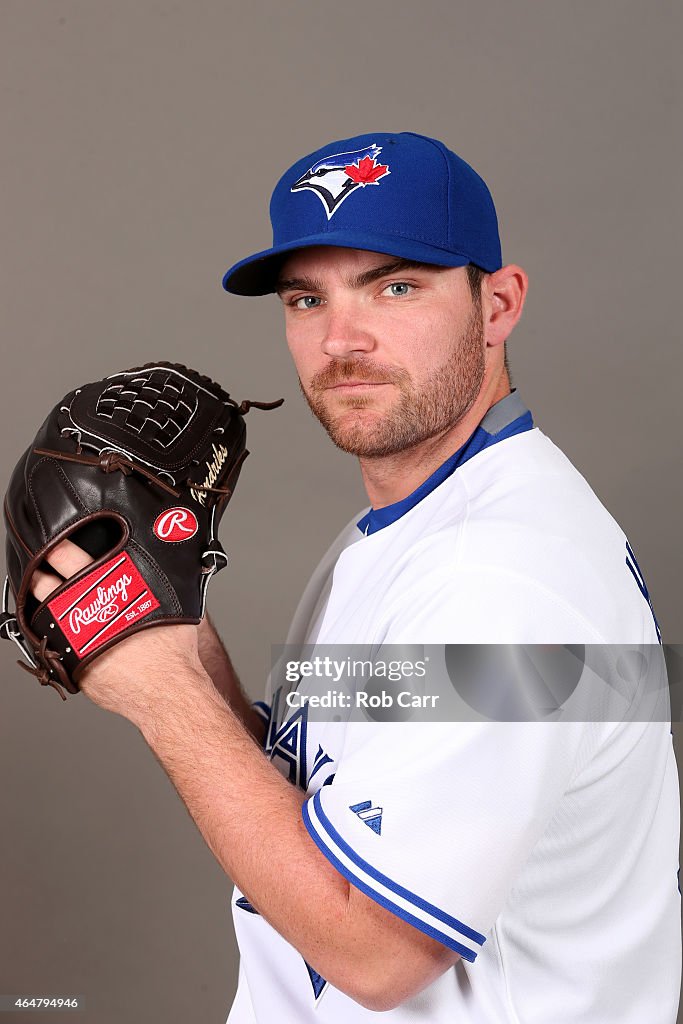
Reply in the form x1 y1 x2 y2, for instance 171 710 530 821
303 791 487 958
302 800 480 961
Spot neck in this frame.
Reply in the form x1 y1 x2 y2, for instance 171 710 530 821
359 371 511 509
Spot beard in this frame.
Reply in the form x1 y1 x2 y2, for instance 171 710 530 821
299 300 486 458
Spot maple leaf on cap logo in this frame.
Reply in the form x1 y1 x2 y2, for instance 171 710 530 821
344 156 390 185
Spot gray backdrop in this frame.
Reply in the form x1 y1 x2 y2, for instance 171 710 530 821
1 2 681 1022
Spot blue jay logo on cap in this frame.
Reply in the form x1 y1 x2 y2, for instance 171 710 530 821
290 142 390 220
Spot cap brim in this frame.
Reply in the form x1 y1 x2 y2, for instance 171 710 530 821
222 233 473 296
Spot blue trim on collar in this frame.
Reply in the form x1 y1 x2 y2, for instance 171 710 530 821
356 393 533 537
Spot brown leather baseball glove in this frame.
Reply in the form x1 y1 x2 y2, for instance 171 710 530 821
1 361 282 699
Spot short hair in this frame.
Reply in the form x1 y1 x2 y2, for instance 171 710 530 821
465 264 511 382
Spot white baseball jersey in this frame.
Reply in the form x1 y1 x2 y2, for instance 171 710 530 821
226 392 681 1023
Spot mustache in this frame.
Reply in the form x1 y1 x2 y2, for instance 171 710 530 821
310 359 409 391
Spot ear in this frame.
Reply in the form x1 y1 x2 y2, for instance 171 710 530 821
482 265 528 349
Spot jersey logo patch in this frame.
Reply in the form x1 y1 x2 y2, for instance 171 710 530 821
350 800 383 835
291 143 390 219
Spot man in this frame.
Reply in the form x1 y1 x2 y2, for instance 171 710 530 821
32 132 680 1021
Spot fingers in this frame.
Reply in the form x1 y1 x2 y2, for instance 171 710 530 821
44 538 95 578
30 538 96 604
32 567 64 604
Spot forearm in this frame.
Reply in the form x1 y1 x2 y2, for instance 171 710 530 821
134 672 357 984
132 670 455 1009
33 547 453 1007
197 614 266 745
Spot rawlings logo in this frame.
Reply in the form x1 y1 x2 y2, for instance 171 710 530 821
68 574 133 634
291 142 390 219
48 552 161 659
153 507 199 542
190 443 229 507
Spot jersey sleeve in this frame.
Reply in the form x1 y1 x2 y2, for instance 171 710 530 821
302 562 602 959
302 718 586 961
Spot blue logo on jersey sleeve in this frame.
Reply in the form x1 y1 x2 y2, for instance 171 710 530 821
350 800 384 835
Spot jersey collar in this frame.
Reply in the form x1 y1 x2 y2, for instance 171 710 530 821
356 390 533 537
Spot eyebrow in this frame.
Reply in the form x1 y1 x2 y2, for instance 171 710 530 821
276 258 448 295
276 273 325 295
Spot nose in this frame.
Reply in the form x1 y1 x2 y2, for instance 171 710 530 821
320 302 376 359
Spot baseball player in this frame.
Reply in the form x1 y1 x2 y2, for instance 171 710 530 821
29 132 680 1021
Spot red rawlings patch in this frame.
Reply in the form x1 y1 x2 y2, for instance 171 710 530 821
153 507 199 543
47 552 160 659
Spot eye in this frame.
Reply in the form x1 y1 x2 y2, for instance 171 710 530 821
292 295 323 310
383 282 414 297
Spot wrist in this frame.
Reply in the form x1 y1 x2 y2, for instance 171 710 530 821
130 661 219 738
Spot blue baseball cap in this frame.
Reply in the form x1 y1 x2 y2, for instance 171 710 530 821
222 131 502 296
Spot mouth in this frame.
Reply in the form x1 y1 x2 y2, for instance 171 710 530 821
326 381 390 391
